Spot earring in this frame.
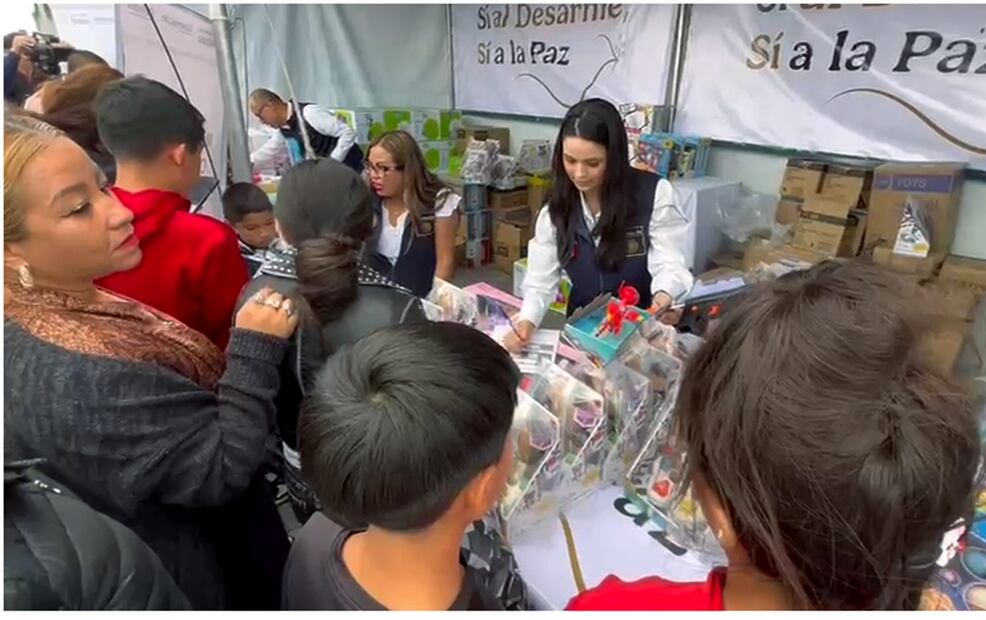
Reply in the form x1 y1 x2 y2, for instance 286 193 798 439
715 529 724 541
17 264 34 289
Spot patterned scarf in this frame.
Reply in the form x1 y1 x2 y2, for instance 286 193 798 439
5 280 224 390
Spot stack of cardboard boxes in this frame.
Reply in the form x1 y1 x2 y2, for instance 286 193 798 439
739 157 978 377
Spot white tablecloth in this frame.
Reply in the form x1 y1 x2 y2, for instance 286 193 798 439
511 486 718 610
670 176 743 271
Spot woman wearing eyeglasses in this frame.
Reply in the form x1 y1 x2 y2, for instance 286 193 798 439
364 131 461 297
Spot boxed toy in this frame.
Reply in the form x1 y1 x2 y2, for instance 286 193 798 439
617 337 683 416
411 109 443 141
866 162 966 254
631 133 673 177
526 364 608 504
512 258 572 315
420 140 454 172
517 140 552 175
564 288 649 365
574 361 652 484
499 389 563 538
440 110 463 140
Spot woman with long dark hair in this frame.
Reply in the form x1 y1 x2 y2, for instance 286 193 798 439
505 98 692 350
237 158 426 523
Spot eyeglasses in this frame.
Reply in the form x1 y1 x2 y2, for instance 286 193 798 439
364 161 404 177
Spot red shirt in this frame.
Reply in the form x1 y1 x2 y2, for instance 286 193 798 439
97 187 249 349
566 568 726 611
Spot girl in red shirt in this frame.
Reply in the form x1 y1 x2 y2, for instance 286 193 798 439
569 261 981 611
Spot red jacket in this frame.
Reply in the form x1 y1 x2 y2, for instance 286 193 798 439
566 568 726 611
97 187 248 349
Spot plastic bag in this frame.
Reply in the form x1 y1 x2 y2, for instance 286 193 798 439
717 186 778 243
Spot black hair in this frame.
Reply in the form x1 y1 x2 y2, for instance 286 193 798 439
299 321 520 531
94 76 205 162
4 31 26 51
66 50 108 73
276 159 374 325
676 260 982 610
222 182 273 223
548 98 635 272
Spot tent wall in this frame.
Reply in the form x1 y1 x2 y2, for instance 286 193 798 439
229 4 451 109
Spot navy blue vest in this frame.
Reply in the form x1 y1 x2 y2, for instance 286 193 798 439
364 194 438 298
280 102 364 173
564 169 659 314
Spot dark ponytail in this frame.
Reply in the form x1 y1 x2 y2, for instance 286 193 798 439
275 159 375 326
296 233 365 324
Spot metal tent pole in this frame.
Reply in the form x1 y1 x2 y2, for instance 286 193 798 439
209 3 252 182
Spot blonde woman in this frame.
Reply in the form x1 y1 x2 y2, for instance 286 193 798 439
3 114 296 609
363 130 460 297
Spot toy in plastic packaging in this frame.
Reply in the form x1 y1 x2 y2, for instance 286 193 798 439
517 139 552 175
893 196 933 258
491 155 523 190
499 390 561 537
462 139 501 185
618 338 682 413
426 278 478 326
420 298 447 322
574 361 652 484
527 364 607 503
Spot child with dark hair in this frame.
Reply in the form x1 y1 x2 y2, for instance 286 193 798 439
94 76 248 348
283 322 520 610
568 261 982 611
221 182 277 276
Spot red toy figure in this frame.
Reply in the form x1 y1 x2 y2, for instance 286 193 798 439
595 284 644 337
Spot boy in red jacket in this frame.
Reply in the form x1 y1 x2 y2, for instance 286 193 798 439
94 76 247 349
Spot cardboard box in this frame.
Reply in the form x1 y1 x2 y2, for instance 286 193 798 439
454 125 510 155
775 198 802 226
791 196 866 257
742 240 826 273
493 221 531 274
866 162 966 254
489 187 528 212
920 327 969 374
922 280 984 322
780 159 872 208
496 205 531 227
940 256 986 291
872 246 945 277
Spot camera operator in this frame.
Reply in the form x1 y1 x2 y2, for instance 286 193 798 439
4 32 38 105
4 31 76 107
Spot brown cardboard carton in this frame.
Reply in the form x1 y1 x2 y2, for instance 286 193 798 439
495 205 531 227
939 255 986 291
488 188 528 212
866 162 965 254
742 240 826 273
775 198 802 226
819 164 872 208
493 221 531 274
922 280 984 322
781 160 826 199
920 327 969 374
792 196 860 257
454 125 510 155
872 246 945 277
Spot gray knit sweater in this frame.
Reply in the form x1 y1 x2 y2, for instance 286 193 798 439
3 321 287 609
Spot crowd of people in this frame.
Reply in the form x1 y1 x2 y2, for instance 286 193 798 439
3 36 982 612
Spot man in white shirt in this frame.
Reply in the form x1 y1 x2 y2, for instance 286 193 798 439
248 88 363 173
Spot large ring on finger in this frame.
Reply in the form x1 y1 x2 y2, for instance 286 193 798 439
263 297 283 309
280 299 294 315
251 290 269 305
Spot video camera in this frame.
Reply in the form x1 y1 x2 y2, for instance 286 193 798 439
29 32 73 77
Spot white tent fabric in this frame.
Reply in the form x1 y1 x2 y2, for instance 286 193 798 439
230 4 452 110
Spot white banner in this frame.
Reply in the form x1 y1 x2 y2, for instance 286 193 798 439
117 4 227 217
50 4 119 68
452 4 675 117
677 4 986 170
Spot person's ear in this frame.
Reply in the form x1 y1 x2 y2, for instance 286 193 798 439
165 143 187 168
459 440 514 521
692 470 751 568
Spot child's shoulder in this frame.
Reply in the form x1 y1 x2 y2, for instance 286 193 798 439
565 568 726 611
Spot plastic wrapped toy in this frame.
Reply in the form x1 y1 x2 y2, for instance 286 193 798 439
427 278 478 326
